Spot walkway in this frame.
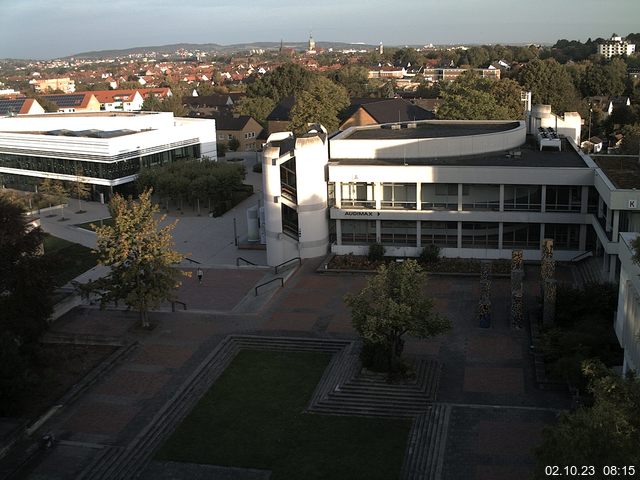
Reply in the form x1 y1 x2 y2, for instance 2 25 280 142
1 259 569 480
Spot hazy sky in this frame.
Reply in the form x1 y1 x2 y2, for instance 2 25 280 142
1 0 639 59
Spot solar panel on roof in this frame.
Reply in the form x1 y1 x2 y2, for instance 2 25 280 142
41 94 85 108
0 99 27 115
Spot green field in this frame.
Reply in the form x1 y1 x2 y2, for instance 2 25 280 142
43 234 97 286
155 350 411 480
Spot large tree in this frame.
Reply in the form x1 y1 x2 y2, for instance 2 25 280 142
0 197 53 344
232 96 275 127
534 360 640 478
344 259 450 372
82 189 188 327
581 58 627 97
289 76 349 133
438 72 523 120
246 63 313 103
332 65 371 97
515 58 581 113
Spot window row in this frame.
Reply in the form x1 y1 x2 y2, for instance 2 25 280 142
332 183 595 213
340 220 580 250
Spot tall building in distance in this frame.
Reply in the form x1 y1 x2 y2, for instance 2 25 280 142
598 34 636 59
307 34 316 54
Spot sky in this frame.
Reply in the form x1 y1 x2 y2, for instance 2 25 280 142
1 0 639 59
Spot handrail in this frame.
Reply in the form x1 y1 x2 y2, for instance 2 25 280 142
171 300 187 312
570 250 593 263
185 257 201 265
255 277 284 296
236 257 257 266
274 257 301 274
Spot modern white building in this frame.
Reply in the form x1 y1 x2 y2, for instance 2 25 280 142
598 35 636 59
0 111 216 199
260 105 640 377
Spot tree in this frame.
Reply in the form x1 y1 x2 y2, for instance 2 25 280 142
438 72 523 120
82 189 188 328
246 63 313 103
289 76 349 134
332 65 371 97
39 178 68 218
393 48 424 68
228 137 240 152
344 259 451 373
73 168 92 213
581 58 627 97
534 360 640 478
515 58 581 113
0 197 53 345
620 123 640 155
232 96 275 127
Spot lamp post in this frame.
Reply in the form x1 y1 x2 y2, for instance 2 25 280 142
588 107 593 153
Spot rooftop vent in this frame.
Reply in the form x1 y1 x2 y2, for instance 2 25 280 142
391 124 401 130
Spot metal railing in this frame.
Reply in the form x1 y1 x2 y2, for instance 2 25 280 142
236 257 257 266
171 300 187 312
255 277 284 296
185 257 201 265
275 257 301 274
570 250 593 263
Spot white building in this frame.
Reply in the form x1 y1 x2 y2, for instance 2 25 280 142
598 35 636 59
0 111 216 199
260 107 640 375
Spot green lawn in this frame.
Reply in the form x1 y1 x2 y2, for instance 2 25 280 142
43 234 97 286
74 217 114 231
155 350 411 480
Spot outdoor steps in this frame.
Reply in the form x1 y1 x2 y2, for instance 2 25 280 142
78 336 354 480
400 404 451 480
573 256 604 287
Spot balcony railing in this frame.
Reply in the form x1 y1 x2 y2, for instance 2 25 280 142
380 200 417 210
421 202 457 211
341 199 376 209
461 201 500 211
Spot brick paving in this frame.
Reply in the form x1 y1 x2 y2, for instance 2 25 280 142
12 262 571 480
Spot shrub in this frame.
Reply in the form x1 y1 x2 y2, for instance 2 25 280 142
368 242 385 262
419 244 440 264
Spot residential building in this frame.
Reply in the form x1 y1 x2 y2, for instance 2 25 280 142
39 93 101 113
30 77 76 94
213 114 263 152
85 90 145 111
266 96 295 135
598 35 636 59
0 98 45 116
0 111 216 200
339 98 435 131
183 94 235 117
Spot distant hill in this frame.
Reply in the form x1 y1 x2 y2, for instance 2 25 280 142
68 41 380 59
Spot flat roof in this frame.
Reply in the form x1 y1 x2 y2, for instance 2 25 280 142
13 111 159 119
593 155 640 189
342 121 521 140
331 137 588 168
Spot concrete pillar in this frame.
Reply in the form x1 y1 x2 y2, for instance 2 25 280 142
458 184 463 212
416 182 422 211
540 185 546 213
374 182 381 210
376 219 381 243
539 223 545 250
498 222 504 251
606 206 612 232
613 210 620 240
457 221 462 249
335 182 342 208
499 184 505 212
609 255 617 283
416 220 422 248
336 219 342 246
581 185 589 214
579 224 587 251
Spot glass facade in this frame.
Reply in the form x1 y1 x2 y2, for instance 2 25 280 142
281 204 299 239
545 186 581 212
382 183 417 209
341 182 375 208
280 157 297 202
381 220 416 245
545 223 580 250
0 144 200 181
461 184 500 211
341 220 376 245
461 222 500 248
504 185 542 211
421 221 458 247
502 223 540 249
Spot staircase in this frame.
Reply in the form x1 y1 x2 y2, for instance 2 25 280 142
573 256 605 287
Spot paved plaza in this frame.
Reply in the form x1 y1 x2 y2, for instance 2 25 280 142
1 166 571 478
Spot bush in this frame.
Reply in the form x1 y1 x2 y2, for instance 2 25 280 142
368 242 385 262
419 244 440 264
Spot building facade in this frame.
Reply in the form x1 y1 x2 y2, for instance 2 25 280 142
598 35 636 59
0 111 216 199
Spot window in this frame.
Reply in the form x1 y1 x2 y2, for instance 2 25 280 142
545 186 581 212
461 222 499 248
461 184 500 211
228 134 233 140
381 183 416 209
381 221 416 246
503 223 540 249
421 221 457 247
281 204 298 239
341 182 375 208
280 157 297 202
504 185 542 211
544 224 580 250
422 183 457 210
341 220 376 245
